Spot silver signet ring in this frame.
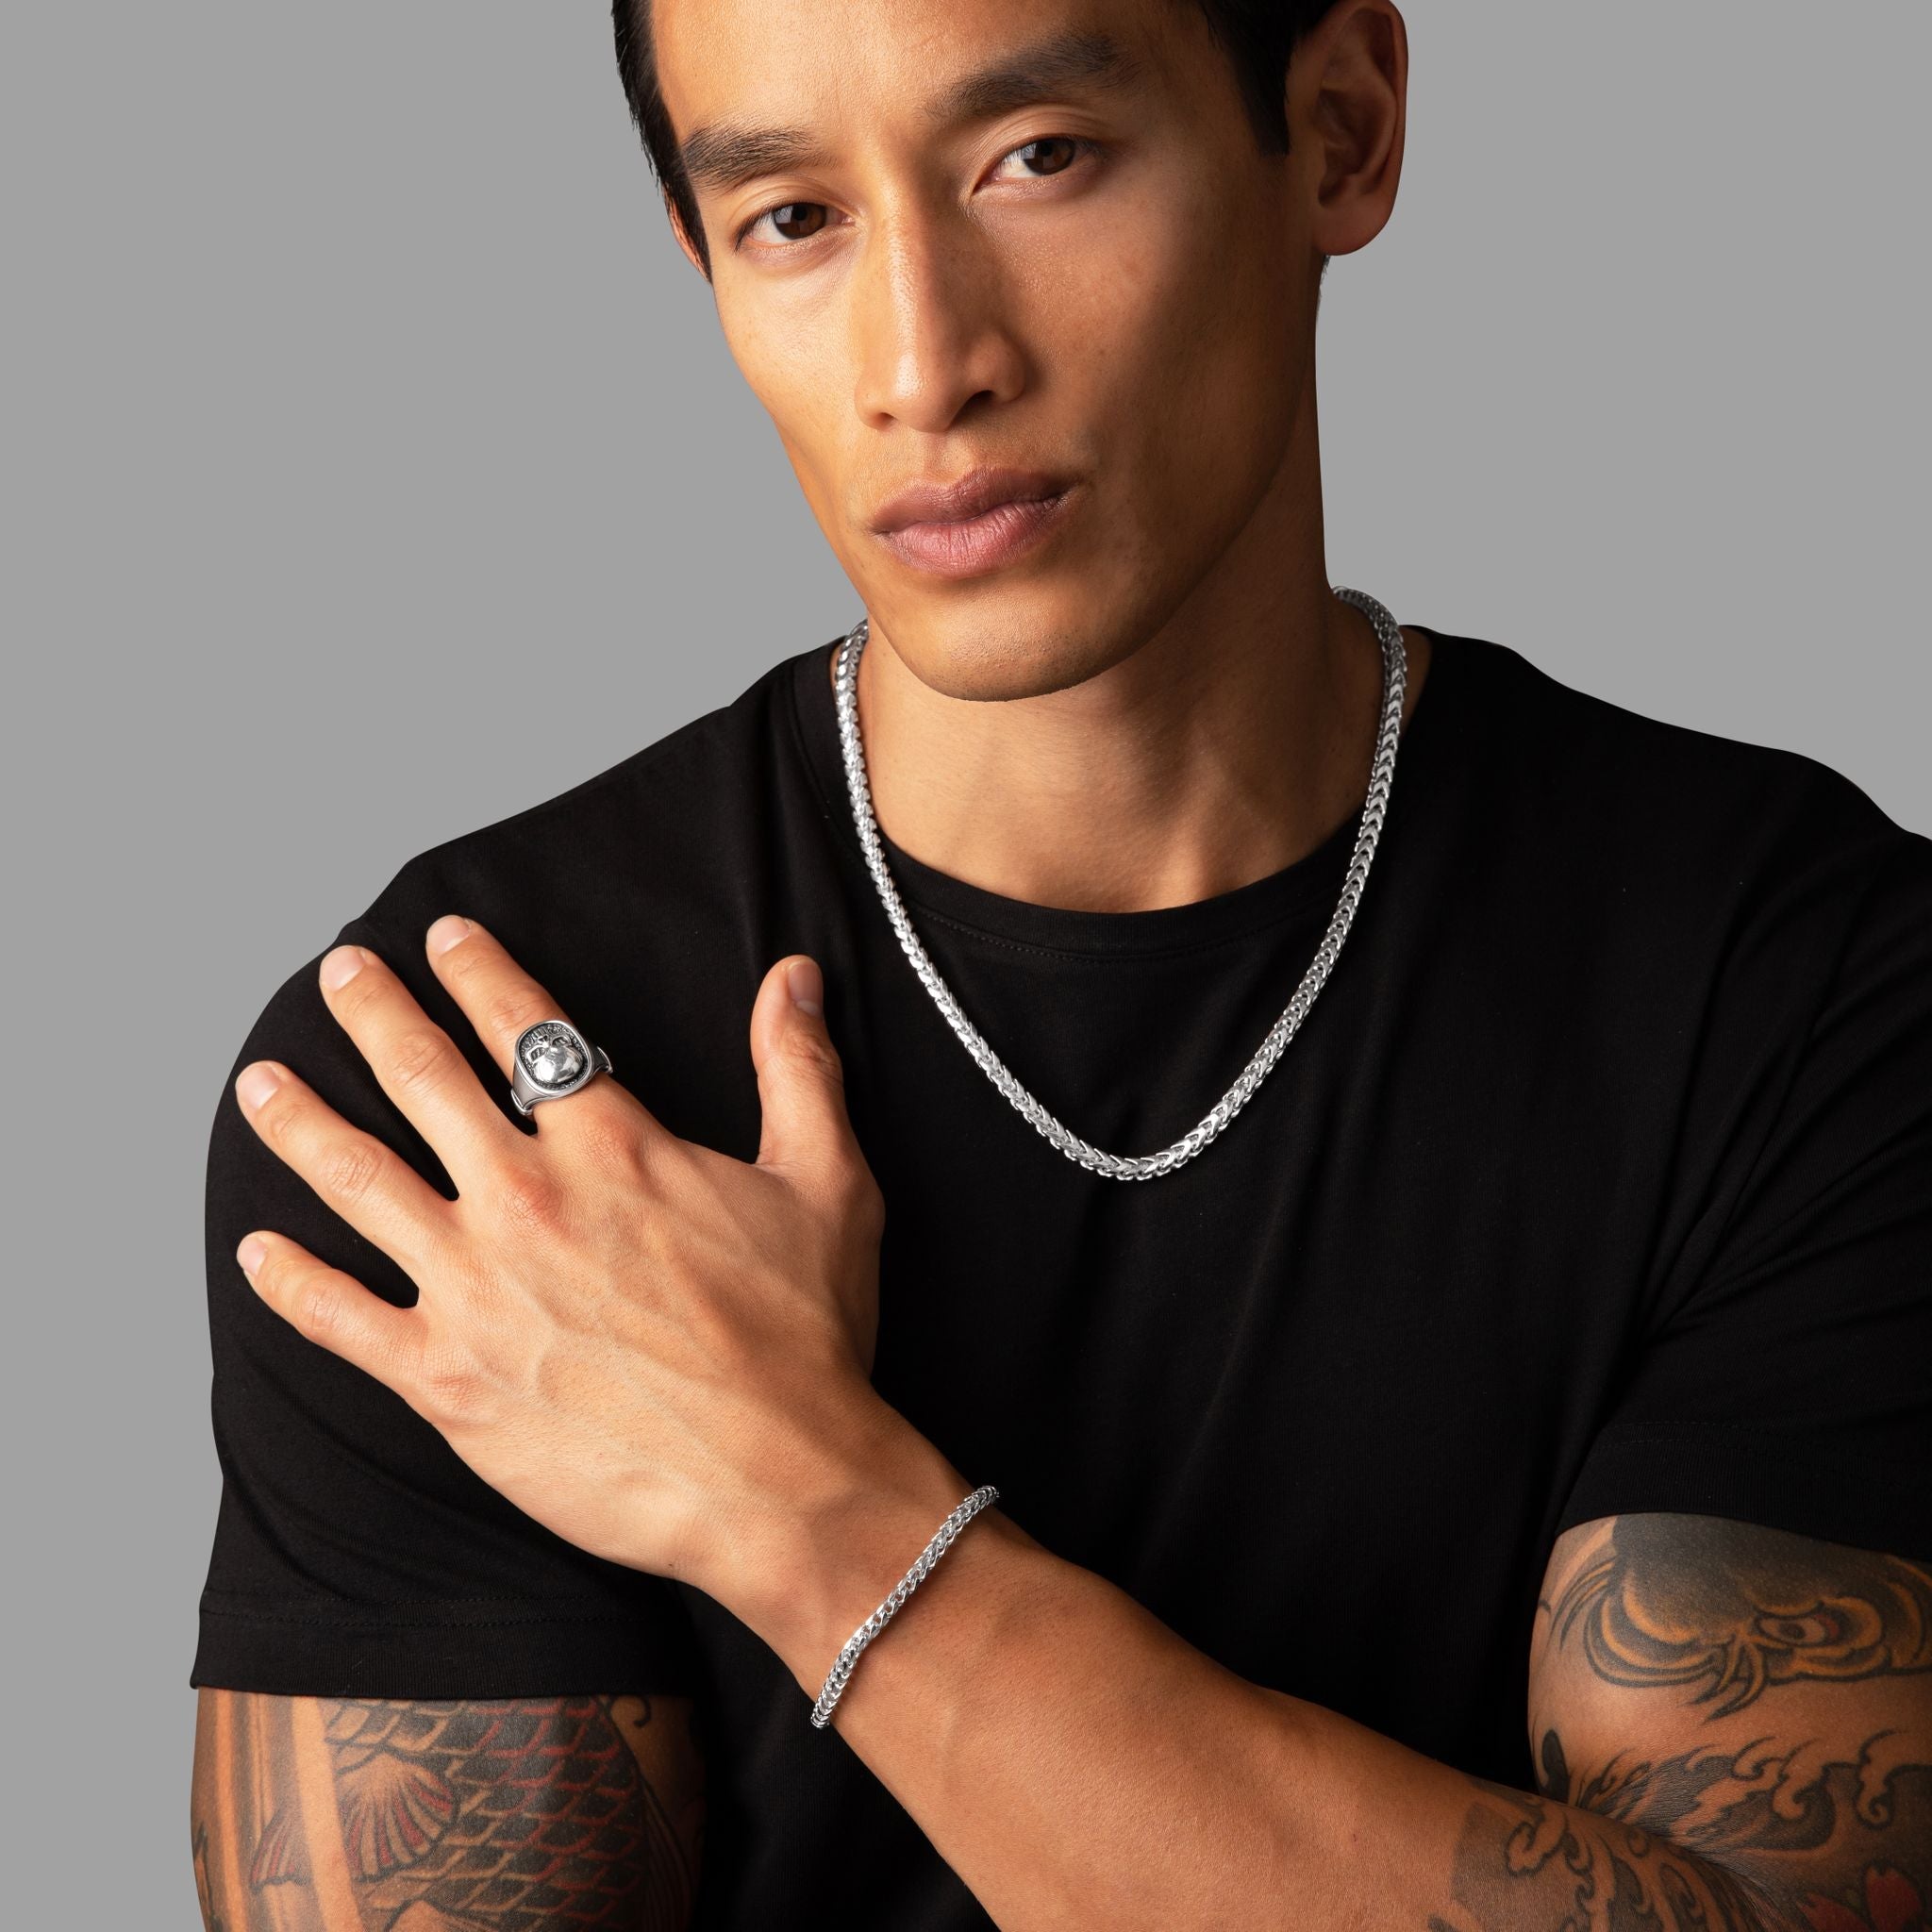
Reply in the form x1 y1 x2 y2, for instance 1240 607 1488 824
509 1018 613 1115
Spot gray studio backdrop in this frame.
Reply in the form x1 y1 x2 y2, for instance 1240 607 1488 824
8 4 1926 1923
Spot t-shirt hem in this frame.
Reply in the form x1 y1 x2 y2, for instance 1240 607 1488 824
191 1592 707 1700
1554 1421 1932 1563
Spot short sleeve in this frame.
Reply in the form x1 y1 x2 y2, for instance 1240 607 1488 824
191 891 707 1700
1557 826 1932 1562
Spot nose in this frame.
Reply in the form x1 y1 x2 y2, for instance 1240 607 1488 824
851 203 1027 435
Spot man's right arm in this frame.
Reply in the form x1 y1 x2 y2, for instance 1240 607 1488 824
191 1687 704 1930
192 885 713 1931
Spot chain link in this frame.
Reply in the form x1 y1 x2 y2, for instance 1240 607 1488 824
833 586 1408 1181
809 1483 1001 1729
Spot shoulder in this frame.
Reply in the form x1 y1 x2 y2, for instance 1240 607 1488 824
356 643 822 955
1445 628 1907 843
213 641 830 1118
1433 627 1925 945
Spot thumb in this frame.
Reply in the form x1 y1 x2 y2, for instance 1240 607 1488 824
751 955 860 1181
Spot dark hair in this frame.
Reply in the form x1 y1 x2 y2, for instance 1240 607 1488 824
611 2 1341 280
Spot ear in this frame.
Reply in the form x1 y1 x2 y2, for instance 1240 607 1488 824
1291 0 1409 262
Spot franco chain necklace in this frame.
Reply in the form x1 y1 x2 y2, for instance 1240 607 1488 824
832 585 1408 1181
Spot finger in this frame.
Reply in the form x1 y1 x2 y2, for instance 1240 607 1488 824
317 941 522 1189
234 1058 454 1272
421 914 668 1141
237 1228 425 1391
750 955 872 1197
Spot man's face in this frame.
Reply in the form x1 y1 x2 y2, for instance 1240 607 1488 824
653 0 1324 701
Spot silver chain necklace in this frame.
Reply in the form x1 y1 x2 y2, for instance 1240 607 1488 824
832 585 1408 1180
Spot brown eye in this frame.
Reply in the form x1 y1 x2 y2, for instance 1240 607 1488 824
768 202 825 242
1012 137 1080 177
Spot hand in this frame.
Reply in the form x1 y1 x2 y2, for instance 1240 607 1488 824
229 913 890 1610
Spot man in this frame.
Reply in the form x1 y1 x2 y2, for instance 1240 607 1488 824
188 0 1931 1926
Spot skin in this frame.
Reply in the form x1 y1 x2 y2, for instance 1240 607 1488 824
192 0 1930 1924
656 0 1432 915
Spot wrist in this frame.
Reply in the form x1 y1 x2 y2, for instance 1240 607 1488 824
714 1390 985 1695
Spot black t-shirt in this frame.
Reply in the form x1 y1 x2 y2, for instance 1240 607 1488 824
192 624 1932 1928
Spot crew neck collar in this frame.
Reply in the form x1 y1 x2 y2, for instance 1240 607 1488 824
788 623 1457 960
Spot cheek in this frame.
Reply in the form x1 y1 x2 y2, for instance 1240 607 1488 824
718 292 850 501
1041 192 1301 575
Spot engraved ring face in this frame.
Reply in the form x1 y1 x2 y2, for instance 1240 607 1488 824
518 1021 589 1092
508 1020 611 1114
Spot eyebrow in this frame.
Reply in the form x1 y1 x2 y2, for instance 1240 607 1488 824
677 28 1145 199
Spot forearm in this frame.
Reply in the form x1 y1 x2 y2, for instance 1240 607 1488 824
737 1409 1784 1932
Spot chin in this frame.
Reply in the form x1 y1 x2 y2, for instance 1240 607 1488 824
874 588 1146 705
900 628 1127 705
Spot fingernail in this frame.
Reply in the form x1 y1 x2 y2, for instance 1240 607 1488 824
320 944 367 991
236 1235 267 1277
787 958 824 1016
235 1062 284 1114
427 914 475 958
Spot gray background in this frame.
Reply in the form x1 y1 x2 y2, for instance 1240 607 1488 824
7 3 1925 1920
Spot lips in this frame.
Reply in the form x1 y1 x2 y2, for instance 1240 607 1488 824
869 467 1074 535
869 468 1079 580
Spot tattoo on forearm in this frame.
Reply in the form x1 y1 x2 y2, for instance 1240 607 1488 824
1514 1723 1924 1932
192 1691 704 1932
1538 1722 1926 1863
1428 1766 1782 1932
1425 1515 1932 1932
1547 1517 1932 1717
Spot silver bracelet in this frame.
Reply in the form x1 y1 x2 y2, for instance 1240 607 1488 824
809 1483 1001 1730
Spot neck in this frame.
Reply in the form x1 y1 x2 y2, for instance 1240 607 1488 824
833 432 1432 918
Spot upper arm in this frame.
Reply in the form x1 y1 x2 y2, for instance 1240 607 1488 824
192 1687 704 1930
1527 1510 1932 1929
1502 829 1932 1924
